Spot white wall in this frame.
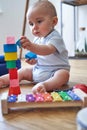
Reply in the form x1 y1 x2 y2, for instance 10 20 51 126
0 0 26 55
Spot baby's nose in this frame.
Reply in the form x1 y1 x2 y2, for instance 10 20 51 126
33 24 38 30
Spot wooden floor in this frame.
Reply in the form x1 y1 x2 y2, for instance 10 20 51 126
0 59 87 130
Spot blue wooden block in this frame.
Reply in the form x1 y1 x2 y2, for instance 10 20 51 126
4 44 17 53
16 59 21 69
25 52 37 60
16 39 21 48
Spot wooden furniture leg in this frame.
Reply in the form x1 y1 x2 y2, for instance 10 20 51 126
19 0 29 59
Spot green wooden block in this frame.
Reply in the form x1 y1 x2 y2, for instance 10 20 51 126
6 60 16 69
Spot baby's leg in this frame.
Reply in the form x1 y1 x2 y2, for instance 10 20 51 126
0 74 9 88
18 67 33 81
32 69 69 93
0 66 33 88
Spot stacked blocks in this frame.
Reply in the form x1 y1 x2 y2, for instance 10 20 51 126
0 55 21 76
4 37 21 96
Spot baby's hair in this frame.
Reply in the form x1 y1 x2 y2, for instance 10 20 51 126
27 0 57 17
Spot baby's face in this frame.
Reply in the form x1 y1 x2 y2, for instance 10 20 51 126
27 7 55 37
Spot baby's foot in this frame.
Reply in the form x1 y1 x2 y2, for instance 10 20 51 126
32 82 46 94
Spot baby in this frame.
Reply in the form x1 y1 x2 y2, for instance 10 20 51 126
0 0 70 94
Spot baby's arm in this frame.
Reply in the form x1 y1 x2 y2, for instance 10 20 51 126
20 36 56 55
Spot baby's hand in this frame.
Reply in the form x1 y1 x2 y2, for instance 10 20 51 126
25 58 37 65
20 36 31 49
32 83 46 94
25 52 37 65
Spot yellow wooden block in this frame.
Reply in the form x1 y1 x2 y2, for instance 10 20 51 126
5 52 17 61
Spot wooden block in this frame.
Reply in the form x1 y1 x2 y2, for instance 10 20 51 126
4 52 17 61
16 39 21 48
6 60 16 68
8 86 21 96
10 78 19 87
25 52 37 60
4 44 17 53
1 93 8 114
9 68 18 79
6 36 15 44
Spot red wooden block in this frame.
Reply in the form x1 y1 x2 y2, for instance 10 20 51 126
6 36 15 44
8 86 21 96
9 68 18 79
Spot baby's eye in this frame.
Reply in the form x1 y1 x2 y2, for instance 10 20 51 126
29 22 33 26
37 20 43 24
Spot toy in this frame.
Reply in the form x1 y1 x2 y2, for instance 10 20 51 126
3 37 21 96
73 84 87 93
73 88 87 101
26 94 36 102
66 90 81 100
16 39 21 48
0 55 21 76
25 52 37 60
6 36 15 44
1 87 87 114
18 94 26 102
51 92 63 101
34 93 44 102
8 95 17 102
42 92 53 102
58 91 72 101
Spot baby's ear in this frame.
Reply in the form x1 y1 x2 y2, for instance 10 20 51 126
53 16 58 26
